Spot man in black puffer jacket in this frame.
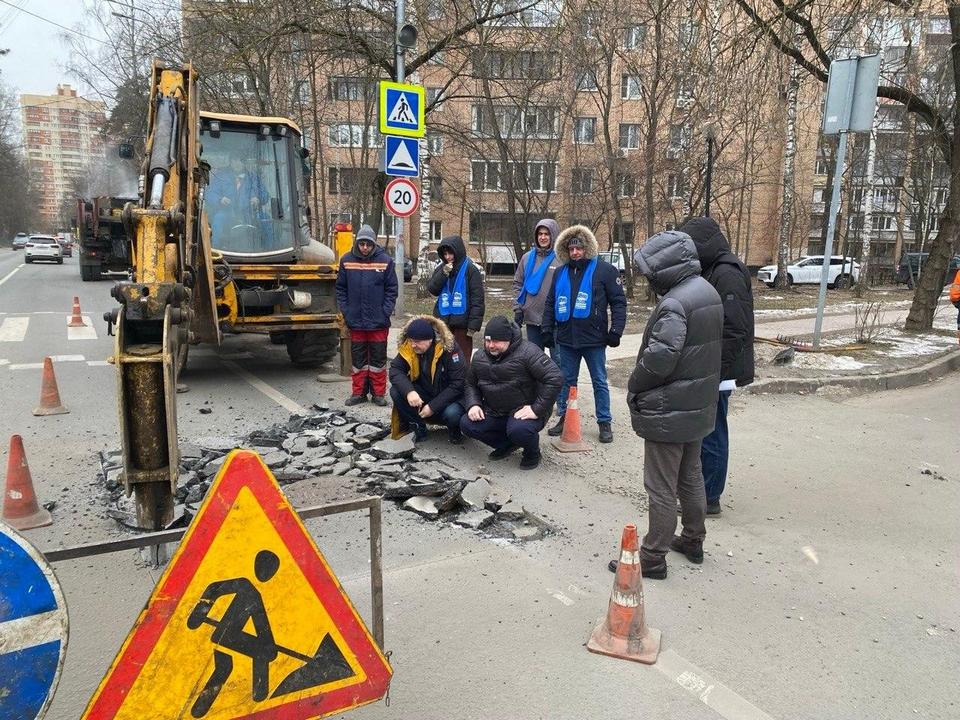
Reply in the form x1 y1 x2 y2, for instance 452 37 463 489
460 316 563 470
680 217 755 516
621 231 722 580
427 235 485 367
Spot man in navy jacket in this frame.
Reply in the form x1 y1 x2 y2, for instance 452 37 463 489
335 225 398 406
541 225 627 444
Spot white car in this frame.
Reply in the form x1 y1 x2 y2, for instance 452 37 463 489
757 255 859 289
24 235 63 264
598 250 626 274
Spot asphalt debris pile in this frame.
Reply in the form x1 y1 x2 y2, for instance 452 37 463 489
97 404 554 542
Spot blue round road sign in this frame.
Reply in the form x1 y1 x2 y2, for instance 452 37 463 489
0 523 68 720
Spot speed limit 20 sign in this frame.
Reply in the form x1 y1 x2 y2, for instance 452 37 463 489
384 178 420 218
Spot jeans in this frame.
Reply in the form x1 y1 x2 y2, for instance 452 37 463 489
459 413 545 457
641 439 706 563
700 390 731 504
524 324 554 358
554 344 611 424
389 386 464 433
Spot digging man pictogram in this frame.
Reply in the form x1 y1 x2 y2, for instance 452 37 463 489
187 550 281 718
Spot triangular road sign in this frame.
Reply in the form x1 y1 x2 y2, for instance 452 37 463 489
80 450 392 720
385 136 419 178
387 92 416 125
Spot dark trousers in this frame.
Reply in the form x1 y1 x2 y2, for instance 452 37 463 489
452 328 473 369
389 386 464 432
524 324 554 358
460 413 545 457
350 328 388 396
641 439 706 563
700 390 731 504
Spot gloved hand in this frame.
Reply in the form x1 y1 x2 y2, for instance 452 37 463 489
541 332 554 348
514 309 524 326
606 331 621 348
442 262 454 276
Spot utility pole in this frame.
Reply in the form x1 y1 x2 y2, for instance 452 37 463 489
393 0 407 315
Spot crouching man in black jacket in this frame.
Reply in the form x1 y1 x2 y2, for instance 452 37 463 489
460 316 563 470
389 316 466 444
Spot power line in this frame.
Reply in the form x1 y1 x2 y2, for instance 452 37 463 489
0 0 107 45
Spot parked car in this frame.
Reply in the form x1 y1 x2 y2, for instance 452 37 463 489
598 250 626 275
11 232 28 250
24 235 63 264
756 255 860 289
895 252 960 288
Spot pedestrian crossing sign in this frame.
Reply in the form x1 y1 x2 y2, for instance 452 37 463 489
80 450 392 720
379 80 425 138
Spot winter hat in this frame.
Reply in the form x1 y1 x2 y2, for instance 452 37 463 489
566 234 585 248
484 316 513 342
406 319 435 341
356 225 376 244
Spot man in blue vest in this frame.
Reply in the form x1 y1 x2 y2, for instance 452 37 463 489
541 225 627 444
427 235 485 367
513 219 561 351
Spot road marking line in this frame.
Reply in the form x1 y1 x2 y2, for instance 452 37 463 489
49 354 85 362
9 363 42 370
654 648 776 720
86 360 111 366
222 360 306 415
66 315 98 340
0 311 67 315
0 316 29 342
0 263 24 287
0 610 66 654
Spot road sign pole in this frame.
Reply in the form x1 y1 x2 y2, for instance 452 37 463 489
393 0 407 316
813 130 849 348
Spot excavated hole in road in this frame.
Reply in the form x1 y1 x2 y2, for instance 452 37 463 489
96 405 558 543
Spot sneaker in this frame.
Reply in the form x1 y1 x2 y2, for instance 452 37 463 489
448 428 464 445
370 395 389 407
344 394 366 406
607 558 668 579
547 417 565 437
706 502 722 516
669 536 704 564
598 422 613 443
519 450 541 469
488 443 518 460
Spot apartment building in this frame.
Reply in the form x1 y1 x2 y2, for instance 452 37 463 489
20 84 106 229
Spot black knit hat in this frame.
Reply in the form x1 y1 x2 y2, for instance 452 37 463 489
406 319 435 341
484 316 513 341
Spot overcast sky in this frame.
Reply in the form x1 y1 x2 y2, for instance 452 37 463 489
0 0 97 97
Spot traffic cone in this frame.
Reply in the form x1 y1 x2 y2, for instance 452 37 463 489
551 386 591 452
68 295 85 327
3 435 52 530
587 524 661 664
33 357 69 416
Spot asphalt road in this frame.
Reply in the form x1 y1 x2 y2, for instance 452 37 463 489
1 249 957 720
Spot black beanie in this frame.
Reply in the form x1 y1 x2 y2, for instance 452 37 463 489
406 318 435 341
484 316 513 341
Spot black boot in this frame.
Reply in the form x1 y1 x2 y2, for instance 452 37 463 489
669 536 704 564
547 417 565 437
598 422 613 443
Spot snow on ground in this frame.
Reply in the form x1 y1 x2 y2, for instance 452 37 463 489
791 353 875 371
880 332 957 358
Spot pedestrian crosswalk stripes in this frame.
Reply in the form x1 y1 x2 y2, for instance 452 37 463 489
0 315 98 343
0 317 29 342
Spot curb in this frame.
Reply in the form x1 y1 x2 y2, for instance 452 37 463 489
746 349 960 395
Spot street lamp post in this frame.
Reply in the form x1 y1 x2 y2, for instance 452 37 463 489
703 121 716 217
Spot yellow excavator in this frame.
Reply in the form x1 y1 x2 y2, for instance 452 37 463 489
110 62 342 530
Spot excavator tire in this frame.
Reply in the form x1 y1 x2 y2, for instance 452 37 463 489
286 329 340 368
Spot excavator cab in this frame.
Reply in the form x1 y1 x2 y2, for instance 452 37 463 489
199 112 310 263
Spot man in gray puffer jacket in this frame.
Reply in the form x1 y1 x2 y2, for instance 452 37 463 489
620 231 723 580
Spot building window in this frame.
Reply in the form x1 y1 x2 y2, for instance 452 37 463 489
617 173 636 198
877 105 905 131
427 133 443 155
472 104 557 139
574 117 596 144
623 24 646 49
678 18 699 47
667 172 687 199
580 11 599 39
473 50 557 79
576 69 599 91
430 220 443 241
618 123 640 150
470 160 557 192
572 168 593 194
872 213 896 231
676 77 694 106
667 124 691 158
430 175 443 200
621 74 642 99
327 167 376 195
426 86 444 111
327 77 371 101
328 123 381 148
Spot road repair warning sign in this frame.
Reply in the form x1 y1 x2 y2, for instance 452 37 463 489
80 450 392 720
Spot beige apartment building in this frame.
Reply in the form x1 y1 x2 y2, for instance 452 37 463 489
20 84 106 229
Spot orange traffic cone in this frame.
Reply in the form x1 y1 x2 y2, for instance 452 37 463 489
551 386 591 452
587 524 661 664
33 357 69 416
3 435 52 530
68 295 85 327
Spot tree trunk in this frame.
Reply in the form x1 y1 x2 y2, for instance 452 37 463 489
775 57 800 288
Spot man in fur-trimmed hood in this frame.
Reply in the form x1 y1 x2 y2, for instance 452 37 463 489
389 315 466 443
540 224 627 444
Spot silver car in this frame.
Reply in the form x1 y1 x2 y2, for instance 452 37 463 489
24 235 63 264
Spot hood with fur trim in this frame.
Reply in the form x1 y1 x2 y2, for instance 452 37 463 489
397 314 456 352
554 224 599 264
